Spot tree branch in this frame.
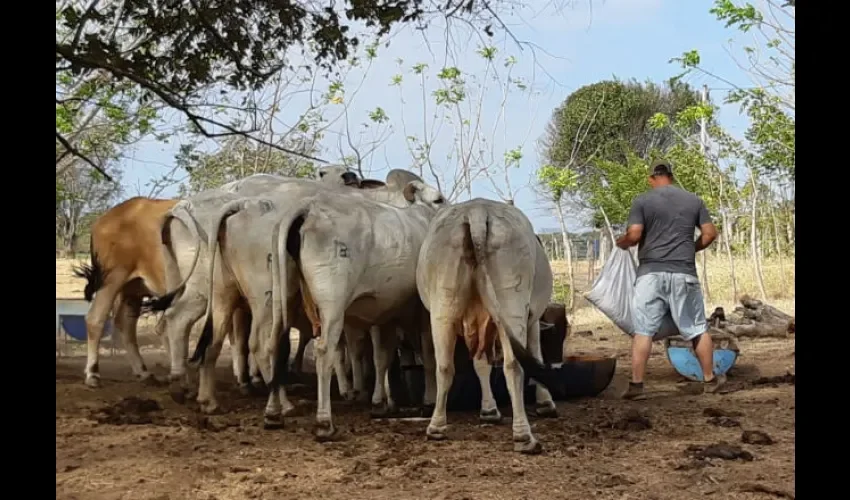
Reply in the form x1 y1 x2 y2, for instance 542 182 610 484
55 131 114 182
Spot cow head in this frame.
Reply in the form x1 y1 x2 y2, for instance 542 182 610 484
402 180 447 210
316 165 362 187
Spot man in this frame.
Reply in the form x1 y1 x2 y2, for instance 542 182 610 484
616 159 722 399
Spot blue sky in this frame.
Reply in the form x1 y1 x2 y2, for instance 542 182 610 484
120 0 760 232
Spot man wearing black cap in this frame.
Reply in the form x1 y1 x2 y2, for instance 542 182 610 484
615 159 722 399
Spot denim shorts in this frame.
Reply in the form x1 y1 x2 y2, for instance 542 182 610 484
632 271 707 341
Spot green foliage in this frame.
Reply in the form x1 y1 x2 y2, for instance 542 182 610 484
177 135 319 195
582 152 650 226
538 78 702 226
56 1 504 166
542 79 701 174
668 0 794 179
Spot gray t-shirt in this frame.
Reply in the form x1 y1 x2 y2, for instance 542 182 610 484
626 185 711 278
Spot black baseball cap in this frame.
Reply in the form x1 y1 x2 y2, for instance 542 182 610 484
649 159 673 177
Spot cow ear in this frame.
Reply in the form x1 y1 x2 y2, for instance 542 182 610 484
318 170 327 178
403 182 418 203
359 179 386 189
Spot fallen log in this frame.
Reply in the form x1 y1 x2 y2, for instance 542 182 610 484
710 295 795 339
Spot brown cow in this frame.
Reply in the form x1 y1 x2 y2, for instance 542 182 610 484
74 197 178 387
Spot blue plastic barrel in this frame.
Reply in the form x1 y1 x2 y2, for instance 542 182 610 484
60 315 112 342
665 345 738 381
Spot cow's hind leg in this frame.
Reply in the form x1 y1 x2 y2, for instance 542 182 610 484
344 327 370 403
250 309 295 429
496 308 542 454
420 316 437 417
426 311 457 441
112 286 156 384
230 307 256 396
159 292 206 401
472 355 501 423
527 319 557 418
290 326 311 380
196 299 235 414
370 324 399 416
312 311 346 442
83 273 127 388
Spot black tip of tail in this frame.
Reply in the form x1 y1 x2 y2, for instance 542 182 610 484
140 289 178 314
272 328 292 386
72 257 105 302
506 335 562 392
189 316 213 366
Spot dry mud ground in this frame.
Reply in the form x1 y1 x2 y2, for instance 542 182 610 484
56 259 795 500
56 337 794 500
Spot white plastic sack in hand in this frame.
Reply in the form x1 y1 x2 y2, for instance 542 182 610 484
584 248 679 340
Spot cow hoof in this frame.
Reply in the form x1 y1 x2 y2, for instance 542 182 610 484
263 413 284 430
85 375 101 388
251 377 267 391
426 425 448 441
535 402 558 418
513 436 543 455
370 403 389 418
314 421 338 442
479 408 502 423
198 400 221 415
238 383 253 397
281 405 298 418
343 390 359 402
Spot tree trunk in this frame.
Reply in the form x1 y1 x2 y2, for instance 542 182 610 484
555 200 576 312
720 209 739 302
749 170 768 301
769 190 788 293
718 177 739 302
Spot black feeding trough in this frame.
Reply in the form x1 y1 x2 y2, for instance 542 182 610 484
386 322 617 412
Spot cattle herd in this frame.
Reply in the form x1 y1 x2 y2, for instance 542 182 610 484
73 166 564 454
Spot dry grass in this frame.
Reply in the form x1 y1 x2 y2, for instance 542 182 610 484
552 253 795 335
56 254 796 340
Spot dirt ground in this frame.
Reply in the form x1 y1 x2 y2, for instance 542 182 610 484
55 259 795 500
56 334 794 500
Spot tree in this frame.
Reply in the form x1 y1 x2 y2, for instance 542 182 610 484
177 134 319 194
56 162 123 257
538 79 702 235
56 0 512 171
670 0 794 180
542 79 701 177
390 47 541 203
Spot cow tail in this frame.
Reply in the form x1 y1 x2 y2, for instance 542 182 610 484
188 200 247 366
462 209 561 391
270 199 312 387
140 202 203 313
73 236 106 302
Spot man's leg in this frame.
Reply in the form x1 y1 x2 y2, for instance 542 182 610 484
623 273 667 400
669 273 725 393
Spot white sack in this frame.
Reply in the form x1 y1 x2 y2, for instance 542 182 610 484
584 247 679 340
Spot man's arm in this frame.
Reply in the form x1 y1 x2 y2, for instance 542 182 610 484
617 224 643 249
617 197 644 249
695 200 717 252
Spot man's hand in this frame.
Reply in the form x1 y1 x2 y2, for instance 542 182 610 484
695 222 718 252
617 224 643 249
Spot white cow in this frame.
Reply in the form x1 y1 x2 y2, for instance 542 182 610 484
146 166 360 400
184 169 430 416
416 198 561 454
269 180 446 439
